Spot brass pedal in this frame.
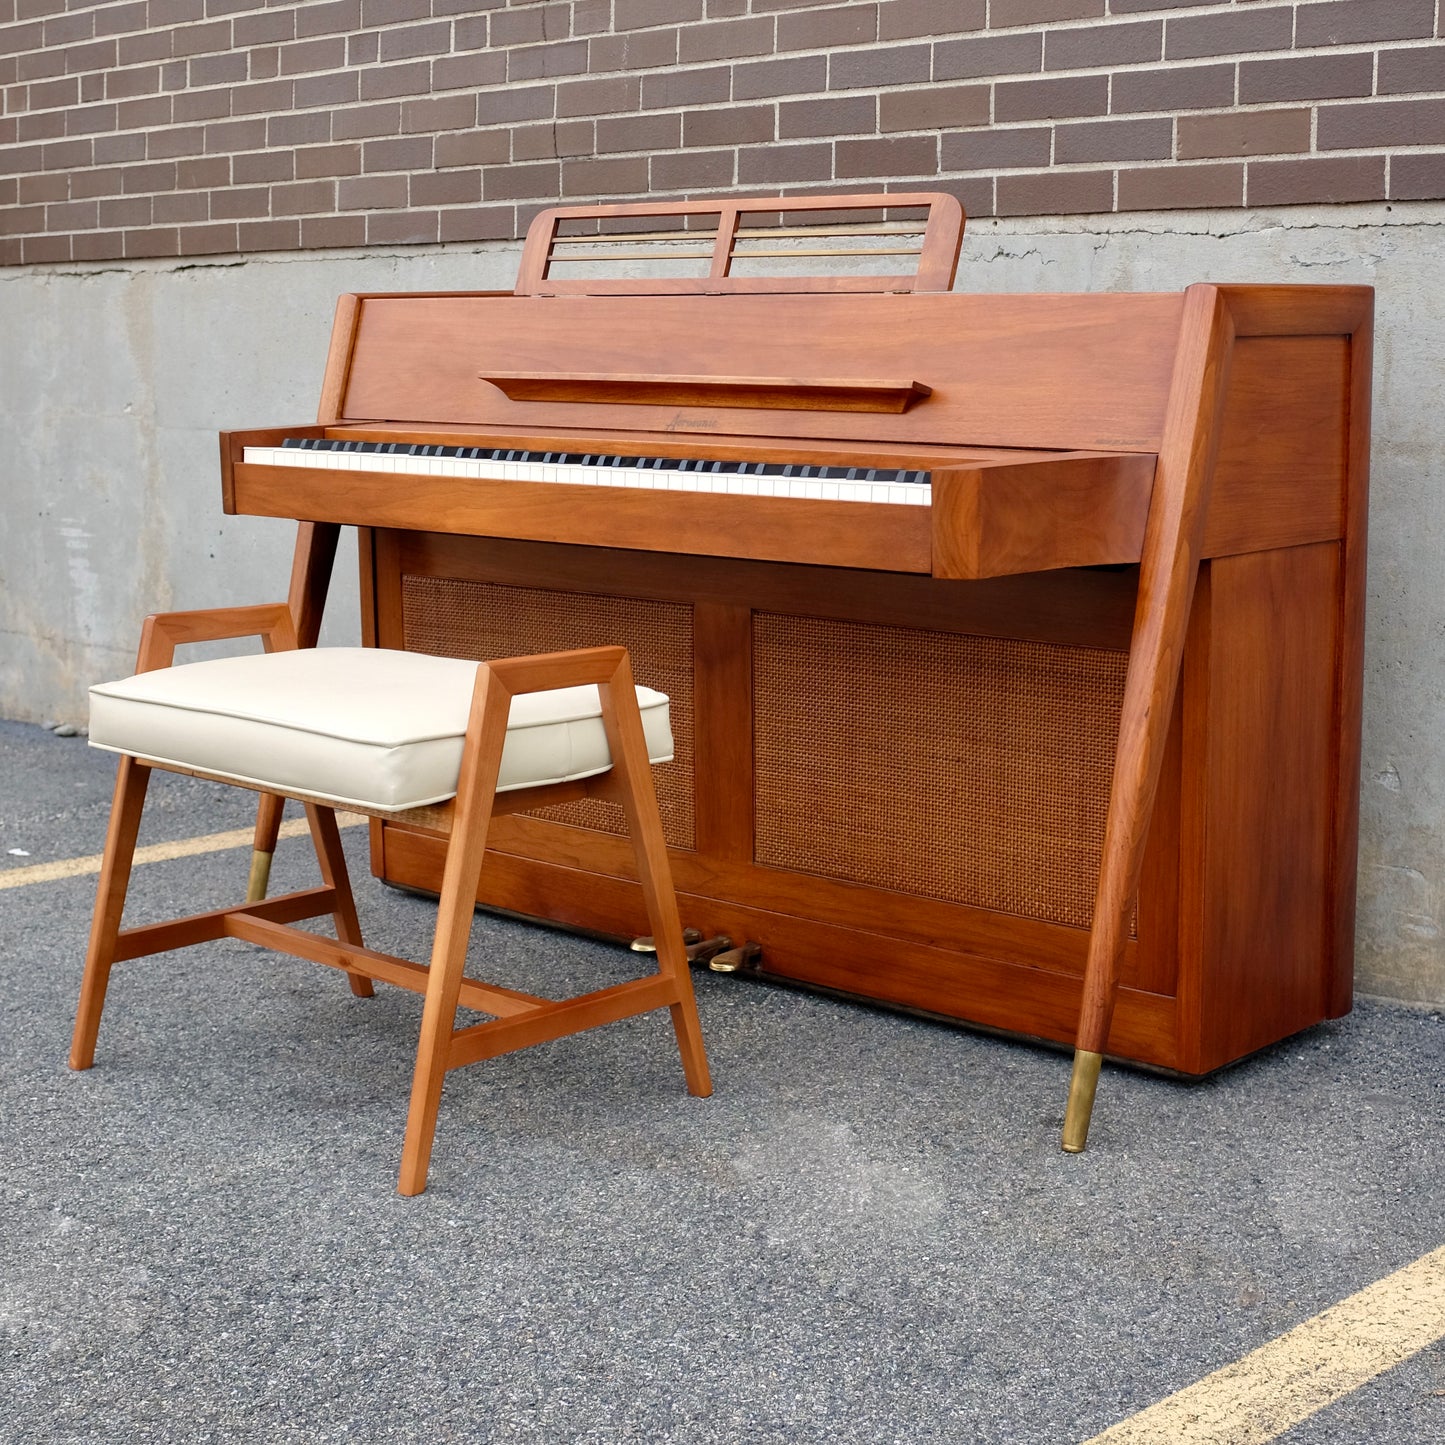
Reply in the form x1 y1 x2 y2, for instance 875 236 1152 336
629 931 740 969
685 935 733 966
630 926 703 955
706 940 762 974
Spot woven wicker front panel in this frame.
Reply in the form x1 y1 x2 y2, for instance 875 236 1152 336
400 576 694 847
753 613 1128 928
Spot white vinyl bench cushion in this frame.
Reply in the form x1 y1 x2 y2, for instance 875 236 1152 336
88 647 673 813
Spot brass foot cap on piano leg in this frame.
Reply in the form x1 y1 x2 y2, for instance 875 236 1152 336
1061 1050 1103 1154
245 849 274 905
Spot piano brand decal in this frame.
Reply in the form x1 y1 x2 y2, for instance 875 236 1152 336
667 413 720 431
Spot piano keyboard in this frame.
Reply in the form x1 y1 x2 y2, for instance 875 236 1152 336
243 438 933 505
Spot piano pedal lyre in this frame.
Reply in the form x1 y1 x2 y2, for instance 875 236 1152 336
630 930 750 972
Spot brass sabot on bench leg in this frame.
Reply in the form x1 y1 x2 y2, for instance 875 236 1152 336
245 849 274 904
1061 1049 1103 1154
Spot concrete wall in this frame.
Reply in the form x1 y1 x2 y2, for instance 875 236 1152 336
3 201 1443 1003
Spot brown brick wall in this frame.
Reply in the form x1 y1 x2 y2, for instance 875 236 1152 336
2 0 1444 266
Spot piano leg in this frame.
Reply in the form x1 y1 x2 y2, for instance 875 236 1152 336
246 522 373 990
246 792 283 902
245 520 342 904
1063 285 1234 1151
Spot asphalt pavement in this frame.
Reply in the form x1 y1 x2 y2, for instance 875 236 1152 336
2 717 1443 1444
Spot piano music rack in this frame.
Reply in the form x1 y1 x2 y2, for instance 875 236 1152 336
513 191 966 296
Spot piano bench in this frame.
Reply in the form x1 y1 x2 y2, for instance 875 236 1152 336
69 612 711 1197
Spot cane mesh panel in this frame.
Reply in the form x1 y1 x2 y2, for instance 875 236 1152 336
400 576 694 847
752 613 1127 928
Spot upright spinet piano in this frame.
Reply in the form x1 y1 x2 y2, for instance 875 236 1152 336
221 194 1372 1149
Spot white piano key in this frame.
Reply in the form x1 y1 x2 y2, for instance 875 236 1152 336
243 445 932 505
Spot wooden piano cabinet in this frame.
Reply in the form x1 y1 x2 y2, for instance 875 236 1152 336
364 523 1348 1076
215 193 1371 1139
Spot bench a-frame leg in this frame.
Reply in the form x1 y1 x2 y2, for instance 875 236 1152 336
396 664 512 1198
246 793 284 903
304 802 375 998
598 653 712 1100
70 756 152 1071
395 648 713 1196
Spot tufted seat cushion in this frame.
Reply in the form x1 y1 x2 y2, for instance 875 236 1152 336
88 647 673 813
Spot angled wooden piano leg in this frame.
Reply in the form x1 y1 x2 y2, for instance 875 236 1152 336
71 756 152 1070
1063 285 1235 1152
247 792 284 903
247 521 343 902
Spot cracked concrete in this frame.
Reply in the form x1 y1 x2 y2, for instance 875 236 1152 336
2 202 1443 1004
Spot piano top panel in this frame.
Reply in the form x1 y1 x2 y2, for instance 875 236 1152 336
339 291 1187 454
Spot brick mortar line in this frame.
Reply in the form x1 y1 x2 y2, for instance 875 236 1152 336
22 142 1432 237
10 196 1441 269
6 36 1445 103
0 0 1421 38
7 61 1444 132
16 129 1443 182
13 196 1445 271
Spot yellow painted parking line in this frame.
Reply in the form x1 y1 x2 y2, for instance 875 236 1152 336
1085 1243 1445 1443
0 813 367 891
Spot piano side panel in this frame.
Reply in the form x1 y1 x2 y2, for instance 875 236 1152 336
1202 335 1350 558
1193 542 1345 1072
340 292 1186 453
1330 315 1373 1019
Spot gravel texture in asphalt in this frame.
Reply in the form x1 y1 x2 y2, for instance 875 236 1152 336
2 718 1443 1444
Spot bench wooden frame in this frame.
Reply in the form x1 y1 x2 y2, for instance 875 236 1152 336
69 607 711 1196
